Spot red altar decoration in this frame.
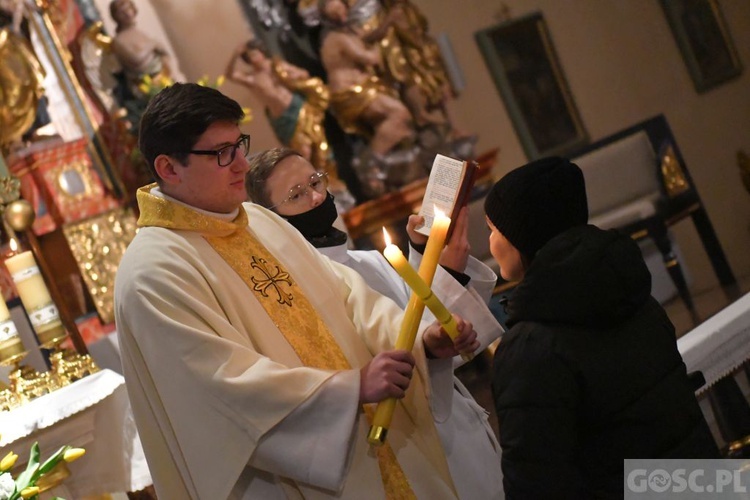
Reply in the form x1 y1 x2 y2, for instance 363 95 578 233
8 138 119 234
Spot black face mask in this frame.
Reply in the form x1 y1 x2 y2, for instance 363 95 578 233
282 192 339 239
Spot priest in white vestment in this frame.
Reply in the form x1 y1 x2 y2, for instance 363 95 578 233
115 83 481 500
245 148 505 499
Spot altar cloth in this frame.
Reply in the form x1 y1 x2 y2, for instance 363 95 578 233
0 369 152 497
677 292 750 394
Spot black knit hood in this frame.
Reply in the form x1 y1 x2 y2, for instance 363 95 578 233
506 225 652 329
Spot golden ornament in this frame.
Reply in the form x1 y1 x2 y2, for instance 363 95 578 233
4 199 35 232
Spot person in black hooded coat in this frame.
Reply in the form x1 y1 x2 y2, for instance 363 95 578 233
484 157 719 499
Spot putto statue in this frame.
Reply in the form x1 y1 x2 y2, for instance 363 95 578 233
319 0 422 197
109 0 173 94
246 0 477 198
225 38 354 211
226 40 331 178
363 0 474 155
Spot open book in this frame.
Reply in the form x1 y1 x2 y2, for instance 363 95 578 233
416 154 479 241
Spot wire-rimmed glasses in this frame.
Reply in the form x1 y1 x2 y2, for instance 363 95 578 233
269 171 329 209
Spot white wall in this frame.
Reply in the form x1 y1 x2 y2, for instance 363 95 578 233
142 0 750 293
418 0 750 294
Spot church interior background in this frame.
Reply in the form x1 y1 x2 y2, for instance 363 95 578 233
1 0 749 497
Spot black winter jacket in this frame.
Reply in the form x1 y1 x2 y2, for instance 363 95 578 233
492 225 718 500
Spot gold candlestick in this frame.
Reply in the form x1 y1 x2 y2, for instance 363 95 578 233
0 334 29 411
0 331 54 409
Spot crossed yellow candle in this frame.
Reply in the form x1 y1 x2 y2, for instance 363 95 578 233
383 235 463 342
368 209 473 445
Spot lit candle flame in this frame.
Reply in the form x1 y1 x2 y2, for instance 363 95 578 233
434 205 446 219
382 227 392 247
9 238 18 253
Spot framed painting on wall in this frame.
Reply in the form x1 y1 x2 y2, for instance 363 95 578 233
475 12 588 159
660 0 742 93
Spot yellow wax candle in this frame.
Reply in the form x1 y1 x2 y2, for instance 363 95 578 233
383 209 452 355
419 207 451 286
390 207 450 351
383 243 460 340
369 234 466 445
368 295 424 444
369 225 471 445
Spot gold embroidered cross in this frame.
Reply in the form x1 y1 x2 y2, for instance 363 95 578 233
250 256 294 306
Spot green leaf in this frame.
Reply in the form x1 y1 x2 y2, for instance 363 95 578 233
13 441 41 493
38 446 68 476
13 462 38 492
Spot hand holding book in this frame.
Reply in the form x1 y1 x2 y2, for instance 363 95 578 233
416 154 479 242
406 207 471 273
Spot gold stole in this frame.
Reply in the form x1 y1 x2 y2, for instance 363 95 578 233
203 211 416 499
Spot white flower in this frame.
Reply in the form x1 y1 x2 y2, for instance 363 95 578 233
0 472 15 499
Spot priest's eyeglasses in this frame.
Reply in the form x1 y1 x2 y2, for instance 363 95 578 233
189 134 251 167
270 172 329 209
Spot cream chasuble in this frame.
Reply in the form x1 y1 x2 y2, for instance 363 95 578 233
114 185 457 499
317 244 505 499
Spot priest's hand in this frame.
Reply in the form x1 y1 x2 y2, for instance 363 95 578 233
423 315 478 359
359 350 415 404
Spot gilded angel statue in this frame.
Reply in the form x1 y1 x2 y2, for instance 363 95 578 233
0 27 45 148
226 38 355 209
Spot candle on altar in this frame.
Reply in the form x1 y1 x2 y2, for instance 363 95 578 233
5 249 52 310
4 243 65 347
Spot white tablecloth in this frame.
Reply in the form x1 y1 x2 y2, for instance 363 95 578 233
678 292 750 394
0 369 152 497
